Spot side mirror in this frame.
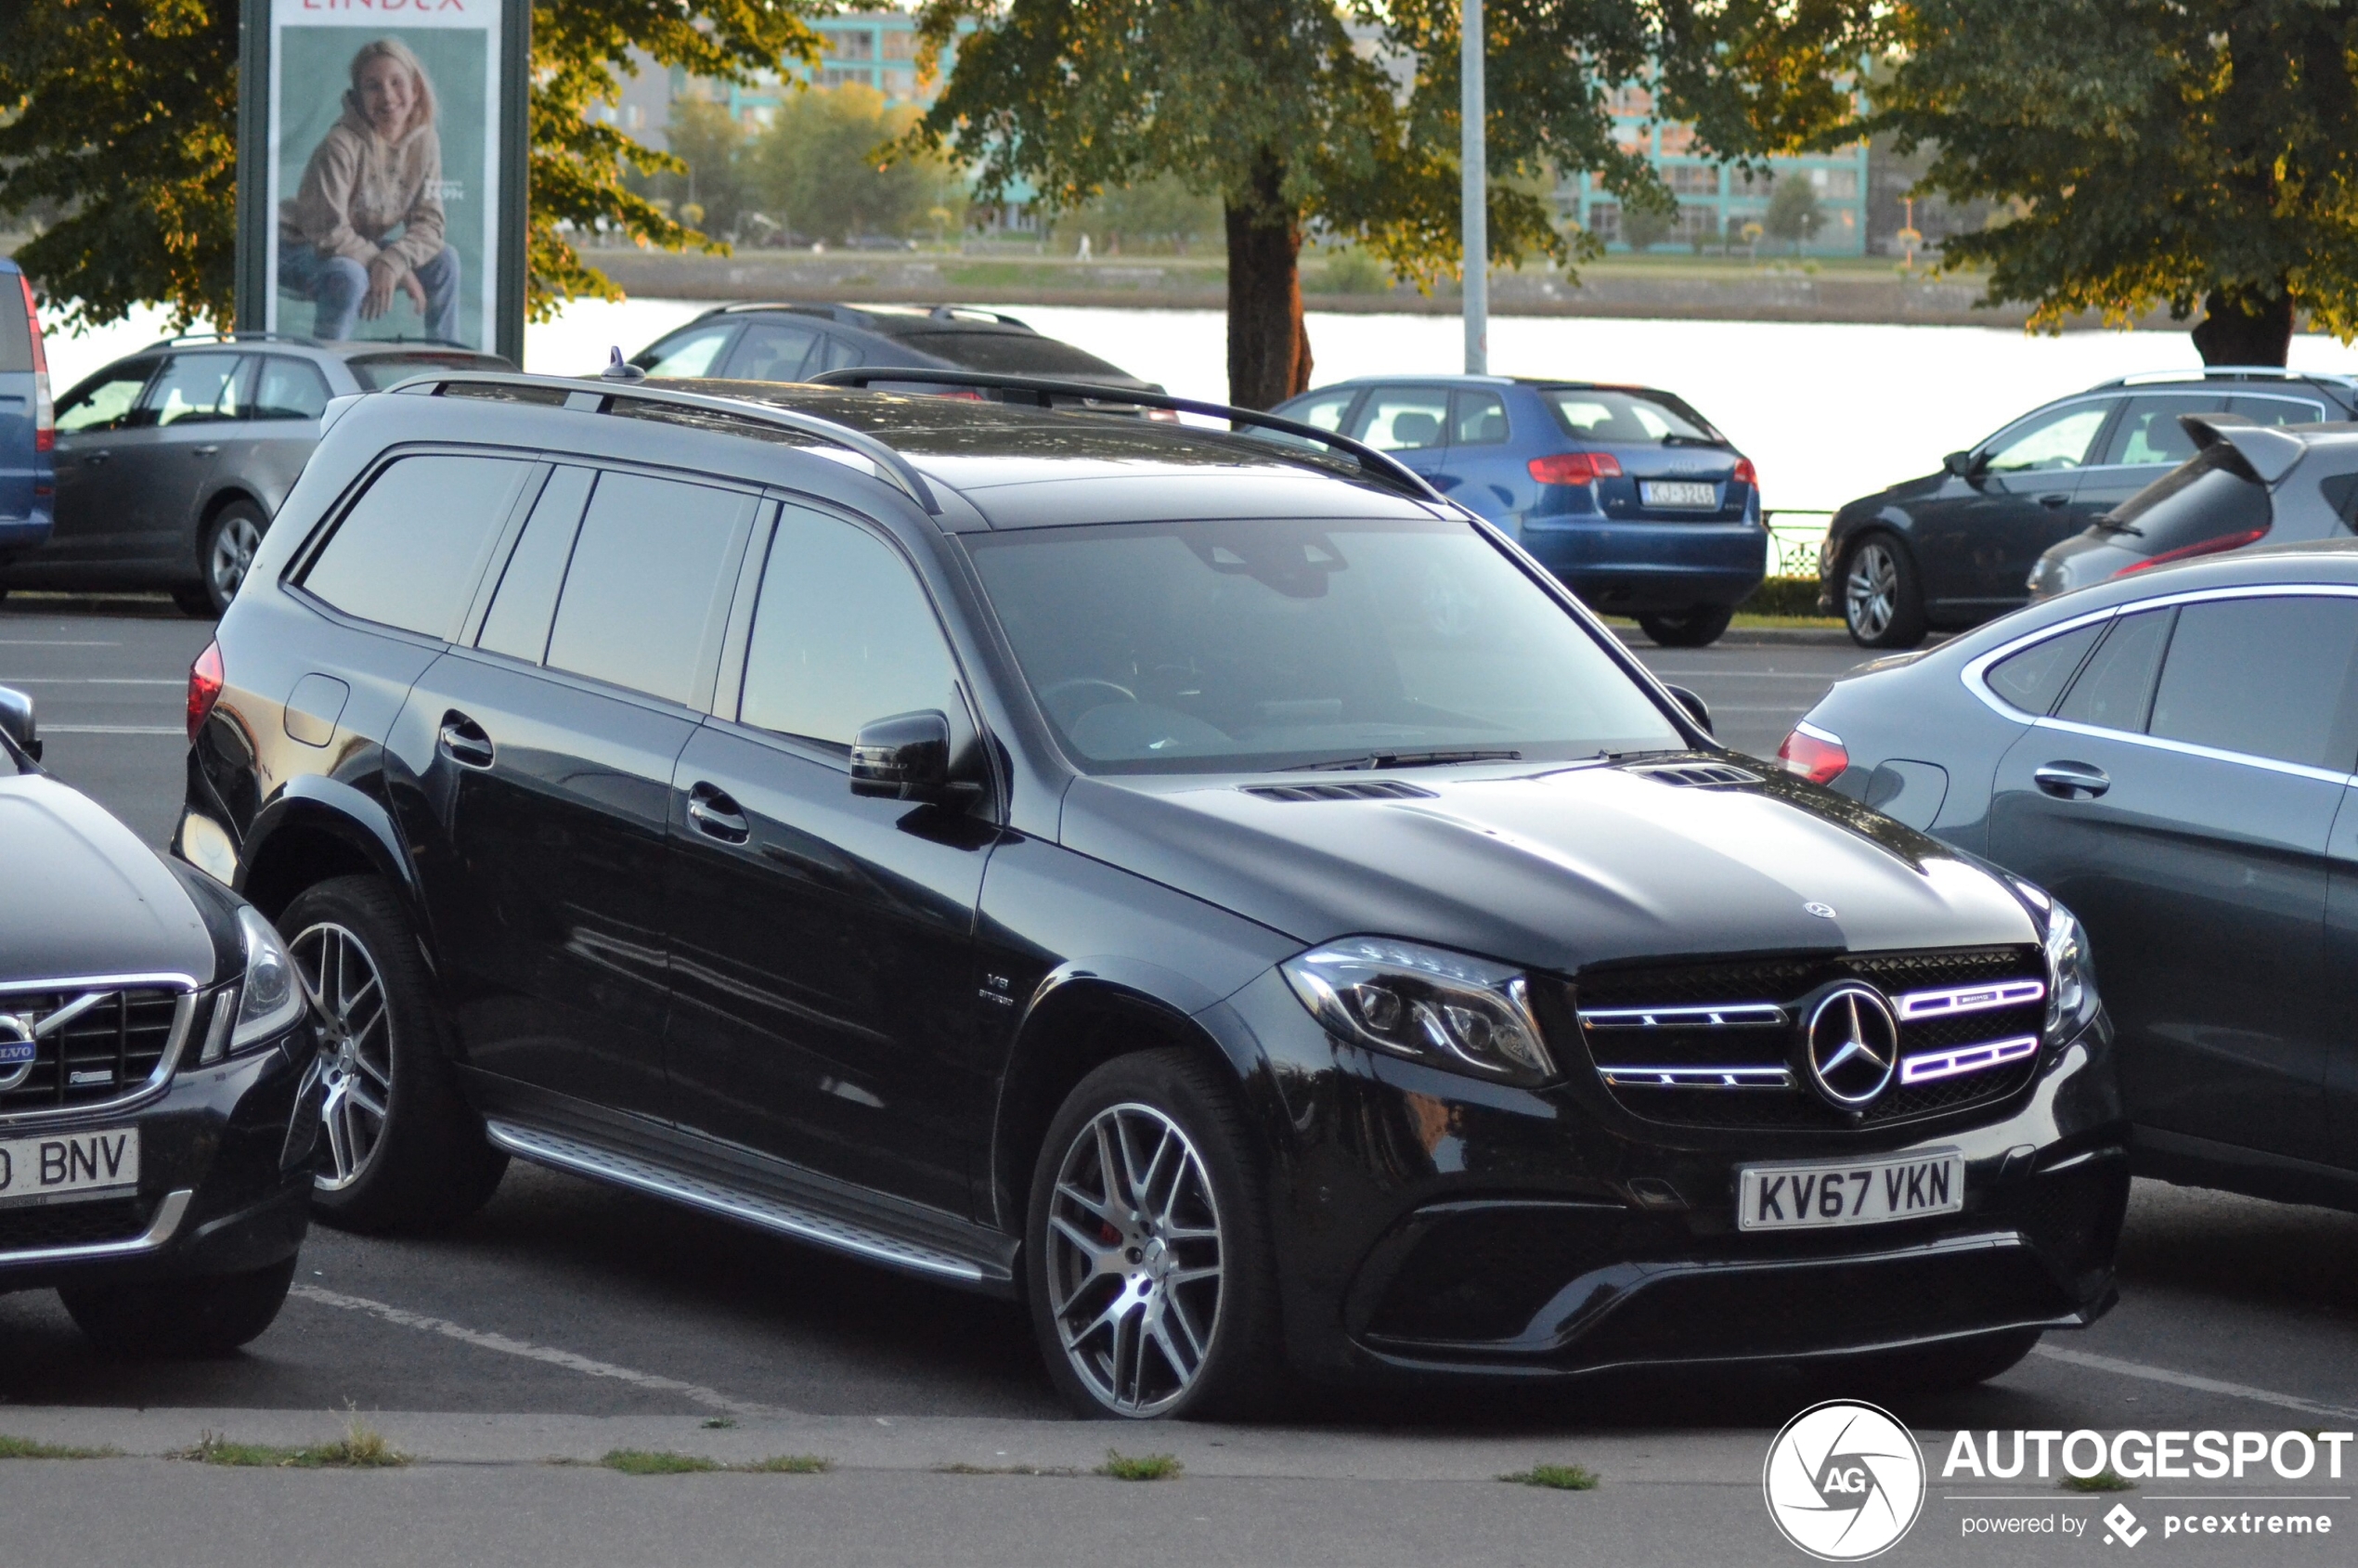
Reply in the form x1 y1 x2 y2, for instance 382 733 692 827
1942 449 1981 480
0 685 40 762
850 709 980 805
1665 684 1712 735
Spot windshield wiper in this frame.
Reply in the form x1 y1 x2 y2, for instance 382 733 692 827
1288 748 1524 772
1657 434 1728 448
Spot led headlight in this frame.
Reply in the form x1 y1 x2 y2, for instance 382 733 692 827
201 906 307 1063
1282 937 1556 1085
2015 879 2100 1042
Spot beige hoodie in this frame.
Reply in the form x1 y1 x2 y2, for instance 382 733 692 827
279 106 447 278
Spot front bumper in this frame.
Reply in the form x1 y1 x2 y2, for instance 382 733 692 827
1209 970 2129 1384
0 1025 320 1294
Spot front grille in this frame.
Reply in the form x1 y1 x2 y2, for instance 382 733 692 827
1574 946 2046 1131
0 1196 151 1253
0 984 192 1116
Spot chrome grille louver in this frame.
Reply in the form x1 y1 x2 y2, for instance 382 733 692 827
0 977 199 1121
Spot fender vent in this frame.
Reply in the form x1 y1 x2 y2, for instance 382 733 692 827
1242 780 1439 803
1626 761 1762 787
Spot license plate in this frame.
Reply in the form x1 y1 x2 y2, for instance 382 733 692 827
1738 1151 1963 1232
1641 480 1720 509
0 1128 139 1207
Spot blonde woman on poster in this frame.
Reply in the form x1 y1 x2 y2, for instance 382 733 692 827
277 39 460 343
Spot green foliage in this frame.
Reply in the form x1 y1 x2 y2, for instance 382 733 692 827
1051 175 1225 255
0 1434 123 1460
1096 1449 1183 1481
1867 0 2358 358
183 1423 408 1469
1765 176 1821 249
1500 1463 1600 1490
1620 202 1677 253
745 84 964 245
602 1449 721 1474
644 97 759 244
2061 1469 2136 1494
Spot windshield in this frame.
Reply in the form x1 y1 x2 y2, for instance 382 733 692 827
965 517 1684 773
347 352 511 391
1542 387 1725 446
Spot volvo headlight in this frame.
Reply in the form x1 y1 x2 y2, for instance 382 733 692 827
2015 881 2100 1041
202 906 307 1063
1282 938 1556 1085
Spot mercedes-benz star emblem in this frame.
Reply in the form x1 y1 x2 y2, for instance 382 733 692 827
1802 985 1899 1108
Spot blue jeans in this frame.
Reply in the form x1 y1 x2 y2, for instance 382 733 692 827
280 240 460 343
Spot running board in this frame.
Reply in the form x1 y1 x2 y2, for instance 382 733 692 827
484 1120 1004 1289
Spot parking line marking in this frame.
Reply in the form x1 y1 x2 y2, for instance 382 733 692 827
40 724 185 735
288 1284 787 1418
2032 1343 2358 1422
0 677 185 685
0 640 120 647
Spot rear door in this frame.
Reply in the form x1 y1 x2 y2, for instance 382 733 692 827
1989 593 2358 1164
236 356 335 518
720 320 822 383
121 352 251 568
1347 384 1452 486
1430 385 1524 529
2069 393 2227 537
1916 397 2116 616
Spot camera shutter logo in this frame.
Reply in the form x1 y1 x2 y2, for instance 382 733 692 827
0 1014 36 1093
1803 985 1899 1108
1763 1400 1925 1561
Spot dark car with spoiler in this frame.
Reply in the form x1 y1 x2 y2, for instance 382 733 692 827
176 365 2127 1419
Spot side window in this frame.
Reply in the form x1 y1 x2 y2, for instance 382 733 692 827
2228 395 2328 427
144 354 248 426
1986 621 2105 716
1984 402 2111 473
543 472 756 706
302 455 534 639
253 357 332 421
2098 394 2223 467
738 505 960 748
1286 390 1357 434
723 322 821 382
2054 607 2174 733
2148 596 2358 769
53 363 157 434
817 333 863 372
477 466 595 662
1350 386 1450 452
639 323 737 379
1451 390 1509 446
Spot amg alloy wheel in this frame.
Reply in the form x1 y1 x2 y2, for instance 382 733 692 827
290 919 393 1193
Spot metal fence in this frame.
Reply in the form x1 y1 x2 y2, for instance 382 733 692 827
1766 510 1833 579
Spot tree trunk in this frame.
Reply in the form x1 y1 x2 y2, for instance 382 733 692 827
2191 285 2295 366
1224 152 1313 410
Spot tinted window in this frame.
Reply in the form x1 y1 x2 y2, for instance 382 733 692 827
739 507 961 746
1987 621 2104 716
253 357 332 421
1452 390 1509 446
2055 608 2173 732
1352 387 1450 452
2147 597 2358 769
2105 446 2272 556
54 363 156 434
144 354 248 426
1542 388 1723 446
2099 395 2222 467
817 333 862 372
724 322 820 382
543 473 755 706
639 323 736 379
2228 394 2328 426
1984 401 2110 473
895 330 1128 378
0 276 31 374
344 353 509 391
303 456 533 638
477 466 594 662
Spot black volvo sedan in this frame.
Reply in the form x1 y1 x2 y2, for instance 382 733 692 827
0 686 318 1354
176 369 2127 1418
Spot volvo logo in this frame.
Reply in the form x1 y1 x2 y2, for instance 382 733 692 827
1803 985 1899 1108
0 1014 37 1093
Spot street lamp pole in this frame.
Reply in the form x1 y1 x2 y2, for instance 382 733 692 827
1461 0 1487 374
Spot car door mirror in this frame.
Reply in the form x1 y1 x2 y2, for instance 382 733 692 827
1942 449 1983 481
0 685 41 763
850 710 981 805
1665 684 1713 735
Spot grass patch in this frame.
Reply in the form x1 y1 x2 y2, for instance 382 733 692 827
737 1454 831 1474
182 1421 408 1469
1501 1463 1600 1491
700 1417 736 1431
0 1435 123 1459
1097 1449 1183 1482
602 1449 721 1475
2061 1469 2136 1494
936 1461 1084 1477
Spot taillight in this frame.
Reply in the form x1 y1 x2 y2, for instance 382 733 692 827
1777 722 1848 784
19 275 51 454
1527 450 1623 485
188 641 224 744
2111 528 2267 577
1732 456 1757 488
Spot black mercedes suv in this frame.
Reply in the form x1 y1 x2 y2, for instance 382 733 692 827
176 369 2130 1419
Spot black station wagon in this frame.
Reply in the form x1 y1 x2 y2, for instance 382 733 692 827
177 369 2131 1418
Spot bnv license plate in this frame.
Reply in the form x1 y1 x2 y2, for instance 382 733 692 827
1738 1151 1963 1232
1640 480 1719 509
0 1128 139 1206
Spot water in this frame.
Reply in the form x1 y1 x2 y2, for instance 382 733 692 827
47 296 2358 516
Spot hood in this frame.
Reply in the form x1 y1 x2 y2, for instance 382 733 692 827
1850 470 1946 512
0 776 218 987
1059 760 2038 976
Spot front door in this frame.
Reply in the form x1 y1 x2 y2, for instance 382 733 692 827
664 499 995 1215
2068 392 2225 538
1915 398 2115 618
43 358 160 572
1989 594 2358 1164
1348 384 1453 491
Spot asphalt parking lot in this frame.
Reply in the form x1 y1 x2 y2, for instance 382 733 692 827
4 600 2355 1564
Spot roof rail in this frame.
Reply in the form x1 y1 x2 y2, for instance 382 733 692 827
2104 366 2358 389
807 368 1450 508
144 330 323 350
926 305 1032 329
389 371 940 514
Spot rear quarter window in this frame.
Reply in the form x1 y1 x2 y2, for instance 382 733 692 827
300 454 536 639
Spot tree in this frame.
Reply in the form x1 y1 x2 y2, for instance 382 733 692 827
0 1 823 330
1764 175 1820 253
746 83 964 245
642 97 757 245
907 1 1872 408
1621 201 1678 253
1866 0 2358 365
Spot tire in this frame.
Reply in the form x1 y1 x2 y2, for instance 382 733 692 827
61 1257 297 1358
1026 1048 1285 1420
1823 1328 2042 1397
1842 534 1928 649
1636 605 1735 648
193 499 268 617
279 875 507 1233
170 584 215 618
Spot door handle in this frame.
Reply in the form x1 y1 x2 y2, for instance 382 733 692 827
84 451 110 466
2033 760 2109 799
436 712 496 770
685 782 750 843
192 445 220 458
2039 493 2071 509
